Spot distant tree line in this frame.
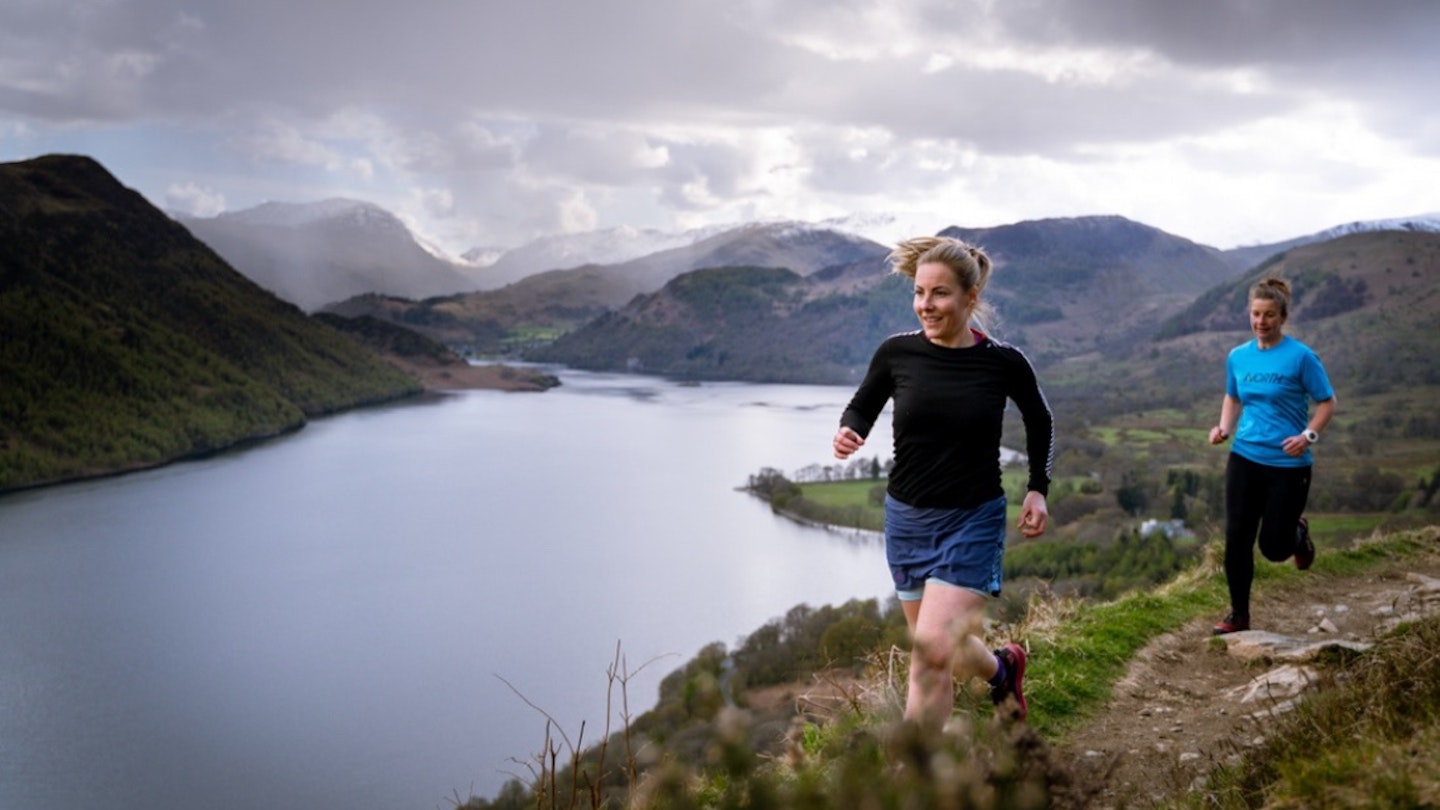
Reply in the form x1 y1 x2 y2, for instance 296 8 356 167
744 467 885 533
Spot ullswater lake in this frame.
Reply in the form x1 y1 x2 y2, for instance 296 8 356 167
0 366 897 809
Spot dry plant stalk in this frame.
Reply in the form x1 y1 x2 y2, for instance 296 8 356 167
495 641 672 809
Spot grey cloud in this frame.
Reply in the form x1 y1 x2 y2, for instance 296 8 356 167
771 54 1282 157
981 0 1440 130
0 1 226 121
3 0 1433 249
439 166 583 243
157 0 786 121
392 123 522 176
7 0 1433 132
653 140 772 209
985 0 1440 72
523 126 669 186
8 0 1411 154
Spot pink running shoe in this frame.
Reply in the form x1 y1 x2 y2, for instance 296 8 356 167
990 643 1028 721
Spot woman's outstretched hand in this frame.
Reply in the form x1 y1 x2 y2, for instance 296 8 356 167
1017 491 1049 538
833 427 864 460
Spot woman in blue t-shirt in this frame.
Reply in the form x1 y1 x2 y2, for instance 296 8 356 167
1207 277 1336 635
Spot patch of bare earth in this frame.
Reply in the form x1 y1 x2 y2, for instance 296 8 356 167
1056 535 1440 808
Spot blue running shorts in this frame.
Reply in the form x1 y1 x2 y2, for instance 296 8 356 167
884 493 1008 599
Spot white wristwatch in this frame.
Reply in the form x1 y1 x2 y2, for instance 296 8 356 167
1302 429 1320 444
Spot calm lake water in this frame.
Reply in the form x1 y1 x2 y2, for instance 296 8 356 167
0 367 895 809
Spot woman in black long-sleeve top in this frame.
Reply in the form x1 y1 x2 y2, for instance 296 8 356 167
833 235 1054 731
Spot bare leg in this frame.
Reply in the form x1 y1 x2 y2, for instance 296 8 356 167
904 580 996 731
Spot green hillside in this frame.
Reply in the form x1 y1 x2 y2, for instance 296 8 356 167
524 216 1271 382
461 526 1440 809
0 154 421 491
526 226 1440 397
527 265 914 384
1154 230 1440 391
940 215 1243 363
325 226 889 356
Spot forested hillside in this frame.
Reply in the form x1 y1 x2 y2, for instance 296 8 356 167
0 154 422 492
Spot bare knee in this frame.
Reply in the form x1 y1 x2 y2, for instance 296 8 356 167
910 630 954 674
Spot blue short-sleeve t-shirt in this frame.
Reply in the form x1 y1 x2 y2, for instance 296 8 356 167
1225 336 1335 468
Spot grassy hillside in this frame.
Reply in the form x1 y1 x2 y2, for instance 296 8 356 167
1040 231 1440 537
313 311 561 391
522 216 1274 382
324 263 638 353
525 226 1440 398
527 265 914 384
462 526 1440 809
327 226 890 355
1156 230 1440 392
0 154 421 492
941 215 1244 363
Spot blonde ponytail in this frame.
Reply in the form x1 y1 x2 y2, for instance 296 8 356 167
887 236 997 331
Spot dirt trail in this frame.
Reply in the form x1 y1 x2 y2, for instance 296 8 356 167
1054 529 1440 808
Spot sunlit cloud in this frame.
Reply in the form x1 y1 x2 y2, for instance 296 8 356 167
164 180 226 217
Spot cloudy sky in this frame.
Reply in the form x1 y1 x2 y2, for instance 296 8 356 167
2 0 1437 256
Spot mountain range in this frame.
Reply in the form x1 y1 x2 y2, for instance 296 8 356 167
173 187 1440 324
323 222 891 353
184 195 1429 369
336 210 1439 383
524 221 1440 411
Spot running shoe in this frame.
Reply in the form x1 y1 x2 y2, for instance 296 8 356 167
1212 613 1250 635
1294 516 1315 571
990 643 1028 721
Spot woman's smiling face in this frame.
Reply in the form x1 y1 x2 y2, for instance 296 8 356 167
913 261 976 347
1250 297 1286 346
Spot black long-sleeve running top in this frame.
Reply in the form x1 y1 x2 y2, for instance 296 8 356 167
839 331 1054 510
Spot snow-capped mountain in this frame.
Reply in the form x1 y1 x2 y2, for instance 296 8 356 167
1310 213 1440 239
177 199 477 310
464 212 965 290
468 222 738 290
460 245 508 267
219 198 404 231
816 210 955 245
1222 212 1440 273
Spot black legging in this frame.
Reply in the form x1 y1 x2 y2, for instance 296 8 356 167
1223 452 1312 619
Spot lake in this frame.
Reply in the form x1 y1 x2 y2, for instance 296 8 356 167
0 368 896 809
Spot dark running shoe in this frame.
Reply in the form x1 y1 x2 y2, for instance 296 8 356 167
990 643 1028 721
1294 516 1315 571
1212 613 1250 635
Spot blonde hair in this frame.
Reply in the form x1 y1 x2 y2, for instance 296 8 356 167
887 236 997 330
1250 276 1292 319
